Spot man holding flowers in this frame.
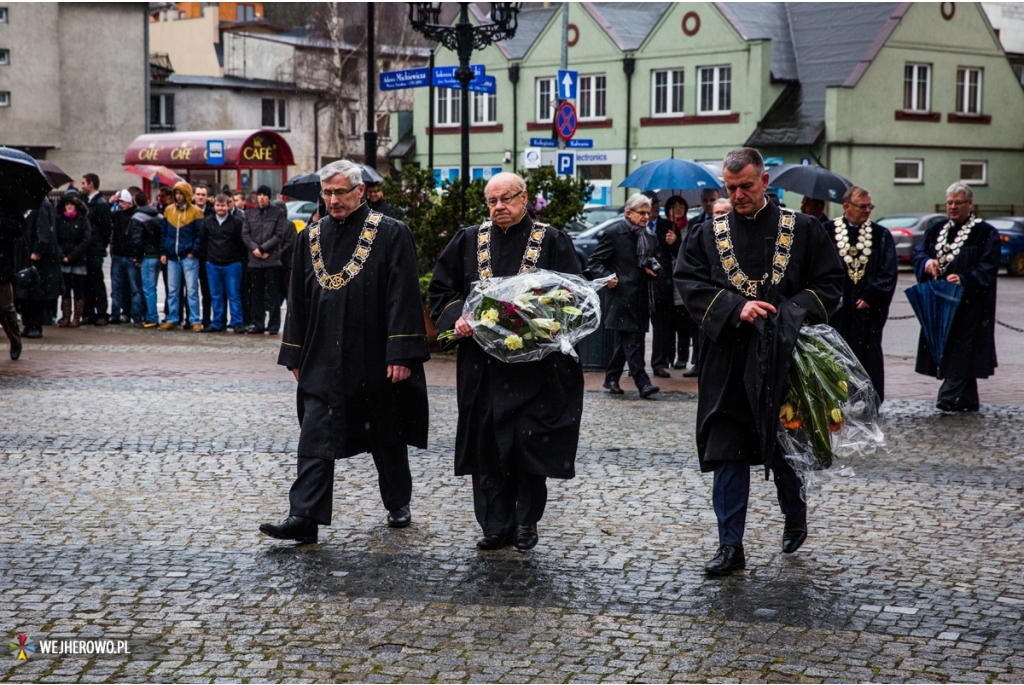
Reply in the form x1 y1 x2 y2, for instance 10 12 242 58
429 172 584 552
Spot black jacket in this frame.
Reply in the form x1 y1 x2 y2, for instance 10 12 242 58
588 218 652 331
109 209 134 258
85 192 113 258
17 200 63 301
200 213 246 265
130 205 162 260
652 217 678 301
56 213 93 269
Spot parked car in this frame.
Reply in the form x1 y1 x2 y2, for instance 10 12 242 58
570 216 622 270
582 205 624 227
286 200 317 230
875 212 946 263
989 217 1024 276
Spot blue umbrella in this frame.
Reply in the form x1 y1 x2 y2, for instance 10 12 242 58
619 158 722 192
905 280 963 366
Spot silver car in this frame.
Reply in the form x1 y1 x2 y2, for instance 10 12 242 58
876 213 946 263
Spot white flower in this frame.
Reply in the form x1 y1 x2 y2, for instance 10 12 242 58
532 318 561 333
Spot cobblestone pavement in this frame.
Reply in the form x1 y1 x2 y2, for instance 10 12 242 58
2 326 1024 682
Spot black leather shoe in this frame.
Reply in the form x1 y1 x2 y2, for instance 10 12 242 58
513 524 538 552
387 505 411 528
936 400 954 412
672 360 687 369
782 513 808 554
247 325 265 334
603 380 624 395
233 326 248 334
639 384 661 398
682 367 699 378
705 545 745 575
653 368 671 378
10 340 22 361
259 515 318 543
24 328 43 339
476 532 513 550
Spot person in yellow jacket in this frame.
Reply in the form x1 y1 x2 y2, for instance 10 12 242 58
159 181 205 331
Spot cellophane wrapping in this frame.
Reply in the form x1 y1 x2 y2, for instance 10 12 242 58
777 324 885 499
461 270 611 363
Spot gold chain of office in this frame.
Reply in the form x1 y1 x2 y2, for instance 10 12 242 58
307 209 384 290
935 214 980 276
713 208 796 297
833 218 873 284
476 221 548 280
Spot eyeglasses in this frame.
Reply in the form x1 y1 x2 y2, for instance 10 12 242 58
321 186 361 200
945 200 969 207
486 190 524 208
630 210 652 217
848 202 875 211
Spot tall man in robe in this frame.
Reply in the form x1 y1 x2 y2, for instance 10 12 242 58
429 172 584 552
828 186 898 403
262 160 430 544
676 148 844 576
913 182 1000 412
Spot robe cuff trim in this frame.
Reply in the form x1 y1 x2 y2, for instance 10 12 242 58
803 289 828 323
438 299 463 318
701 289 726 328
388 334 425 339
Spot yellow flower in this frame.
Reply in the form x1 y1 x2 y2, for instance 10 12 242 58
480 308 500 327
548 289 572 302
562 306 583 316
504 334 524 350
838 380 848 394
780 403 795 422
830 408 843 424
533 318 561 333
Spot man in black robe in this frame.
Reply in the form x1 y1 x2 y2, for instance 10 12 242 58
828 186 898 403
676 148 844 576
913 182 999 412
429 172 584 552
262 159 430 544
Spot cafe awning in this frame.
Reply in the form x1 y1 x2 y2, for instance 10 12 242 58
122 129 294 169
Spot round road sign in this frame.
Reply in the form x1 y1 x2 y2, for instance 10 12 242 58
556 101 577 141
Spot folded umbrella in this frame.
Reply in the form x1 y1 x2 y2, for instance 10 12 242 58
0 147 53 214
767 164 852 203
619 158 721 192
905 280 963 366
123 164 185 187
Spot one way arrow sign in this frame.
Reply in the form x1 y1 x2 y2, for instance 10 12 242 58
557 70 577 100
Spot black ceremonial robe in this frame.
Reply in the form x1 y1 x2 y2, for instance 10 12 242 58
277 203 430 459
429 216 585 480
829 219 898 402
913 217 999 380
675 203 844 472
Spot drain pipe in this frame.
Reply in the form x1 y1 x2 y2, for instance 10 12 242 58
622 56 635 203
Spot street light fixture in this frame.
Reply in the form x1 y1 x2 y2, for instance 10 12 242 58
408 2 521 215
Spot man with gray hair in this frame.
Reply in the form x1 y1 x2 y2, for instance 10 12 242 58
262 159 430 544
676 147 844 575
912 181 1000 412
429 171 584 552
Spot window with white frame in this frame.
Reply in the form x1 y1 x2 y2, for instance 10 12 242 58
0 49 8 66
536 77 555 122
472 90 496 125
578 74 606 119
960 160 986 185
698 66 731 114
435 87 460 126
956 67 982 115
0 8 7 23
0 91 9 107
903 63 931 112
149 93 174 131
894 159 923 184
261 97 287 128
652 69 685 116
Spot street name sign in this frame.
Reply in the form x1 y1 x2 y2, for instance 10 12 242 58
529 138 558 148
379 67 430 91
468 75 497 95
567 139 593 149
432 64 486 88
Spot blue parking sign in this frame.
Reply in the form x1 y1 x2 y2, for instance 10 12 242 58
556 151 575 177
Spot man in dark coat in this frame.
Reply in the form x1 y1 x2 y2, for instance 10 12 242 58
263 159 429 544
429 172 584 552
81 173 112 326
646 193 679 378
913 182 1000 412
801 196 830 226
588 193 661 398
828 186 898 402
0 210 26 360
16 200 62 339
365 183 392 217
242 185 287 334
676 147 844 576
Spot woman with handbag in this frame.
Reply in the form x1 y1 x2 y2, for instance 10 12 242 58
17 199 63 339
55 194 92 328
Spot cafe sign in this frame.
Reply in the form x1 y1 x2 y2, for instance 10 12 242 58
123 129 295 168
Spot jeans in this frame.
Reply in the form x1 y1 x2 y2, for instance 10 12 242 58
166 257 201 325
109 255 144 323
141 257 162 324
206 261 244 330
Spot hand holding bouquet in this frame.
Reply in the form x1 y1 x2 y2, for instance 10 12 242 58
438 270 611 363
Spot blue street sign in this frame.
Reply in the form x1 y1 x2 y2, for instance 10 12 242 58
557 70 578 99
379 67 430 91
241 171 250 187
207 139 225 165
567 139 593 149
557 151 576 176
800 157 812 166
529 138 558 148
468 75 496 95
432 64 485 87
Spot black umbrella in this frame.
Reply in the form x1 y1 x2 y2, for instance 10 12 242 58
0 147 53 214
767 164 852 203
281 165 384 203
37 160 73 188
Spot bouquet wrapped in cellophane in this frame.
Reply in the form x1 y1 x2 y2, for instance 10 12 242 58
777 324 884 497
439 270 612 363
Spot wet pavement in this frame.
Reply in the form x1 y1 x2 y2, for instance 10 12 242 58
2 321 1024 682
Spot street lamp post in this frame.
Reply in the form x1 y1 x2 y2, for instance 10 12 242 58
408 2 521 216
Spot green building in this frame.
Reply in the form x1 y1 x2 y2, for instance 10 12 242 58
410 2 1024 217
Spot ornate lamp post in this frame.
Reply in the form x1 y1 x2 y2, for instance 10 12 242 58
408 2 521 214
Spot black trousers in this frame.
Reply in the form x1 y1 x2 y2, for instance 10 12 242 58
606 328 651 389
938 377 979 411
247 266 280 331
673 306 696 366
84 256 108 320
471 468 547 536
288 447 412 526
268 267 289 332
20 300 50 331
712 459 804 548
199 259 211 327
650 298 676 371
